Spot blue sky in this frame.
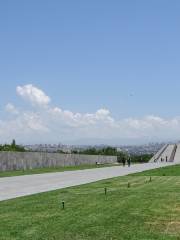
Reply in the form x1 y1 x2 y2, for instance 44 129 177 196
1 0 180 144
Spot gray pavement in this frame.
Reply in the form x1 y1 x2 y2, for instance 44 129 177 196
0 162 177 202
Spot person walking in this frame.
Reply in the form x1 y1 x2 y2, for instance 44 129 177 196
122 157 126 167
127 157 131 167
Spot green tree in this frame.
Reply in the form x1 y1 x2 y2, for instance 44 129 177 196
11 139 16 147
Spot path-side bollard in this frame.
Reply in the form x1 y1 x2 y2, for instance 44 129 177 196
62 201 65 210
104 187 107 195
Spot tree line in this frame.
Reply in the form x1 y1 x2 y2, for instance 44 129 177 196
0 140 26 152
71 147 119 156
71 147 152 163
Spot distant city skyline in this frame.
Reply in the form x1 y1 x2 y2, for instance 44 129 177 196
1 1 180 144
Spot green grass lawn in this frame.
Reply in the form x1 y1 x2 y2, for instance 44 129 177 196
0 163 118 178
1 164 180 239
133 164 180 176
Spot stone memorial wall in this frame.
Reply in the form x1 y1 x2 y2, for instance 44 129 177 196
0 151 117 171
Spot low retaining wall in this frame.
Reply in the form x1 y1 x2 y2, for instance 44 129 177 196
0 151 117 171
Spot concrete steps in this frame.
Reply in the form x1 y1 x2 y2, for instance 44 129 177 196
170 144 177 162
173 144 180 163
150 144 168 162
150 143 180 163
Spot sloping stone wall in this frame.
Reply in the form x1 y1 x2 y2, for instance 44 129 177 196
0 151 117 171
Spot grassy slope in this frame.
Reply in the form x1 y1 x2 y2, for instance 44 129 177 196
134 164 180 176
1 165 180 239
0 164 117 178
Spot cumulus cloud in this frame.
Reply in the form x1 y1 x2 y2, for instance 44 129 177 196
16 84 51 106
1 84 180 144
5 103 19 115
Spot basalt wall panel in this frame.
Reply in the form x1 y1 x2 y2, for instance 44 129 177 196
0 152 117 171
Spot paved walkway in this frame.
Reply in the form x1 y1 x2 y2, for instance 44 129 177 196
0 162 176 202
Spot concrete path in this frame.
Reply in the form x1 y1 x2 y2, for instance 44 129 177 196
0 162 177 202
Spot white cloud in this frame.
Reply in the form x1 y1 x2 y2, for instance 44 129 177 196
5 103 19 115
1 84 180 144
16 84 51 106
22 112 49 132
